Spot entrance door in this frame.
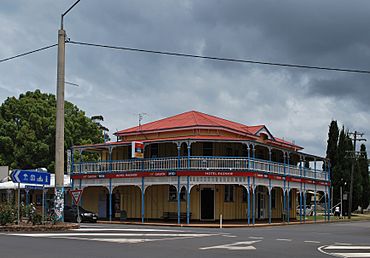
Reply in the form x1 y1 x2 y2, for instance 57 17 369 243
201 188 214 220
257 193 266 219
98 192 107 219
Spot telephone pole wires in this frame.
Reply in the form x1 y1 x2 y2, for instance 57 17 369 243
54 0 80 223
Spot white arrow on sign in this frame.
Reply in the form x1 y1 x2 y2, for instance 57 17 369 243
200 240 261 250
13 170 21 183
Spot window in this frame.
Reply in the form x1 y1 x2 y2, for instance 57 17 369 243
168 186 186 201
151 144 158 158
271 189 276 209
203 142 213 156
36 194 42 206
242 145 248 157
226 147 233 156
1 193 7 202
224 185 234 202
168 185 177 201
180 187 186 201
242 187 248 202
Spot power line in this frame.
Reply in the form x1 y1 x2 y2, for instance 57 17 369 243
68 40 370 75
0 44 57 63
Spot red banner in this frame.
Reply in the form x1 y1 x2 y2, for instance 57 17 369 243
71 170 329 185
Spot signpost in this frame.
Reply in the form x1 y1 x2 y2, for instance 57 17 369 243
10 169 51 224
10 170 51 185
70 189 83 223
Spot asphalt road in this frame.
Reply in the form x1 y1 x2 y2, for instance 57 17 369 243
1 221 370 258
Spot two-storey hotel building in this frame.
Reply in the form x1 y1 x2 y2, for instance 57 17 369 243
71 111 331 224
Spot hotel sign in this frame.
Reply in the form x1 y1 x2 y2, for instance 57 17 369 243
132 141 144 159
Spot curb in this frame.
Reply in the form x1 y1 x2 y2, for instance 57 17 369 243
96 216 370 228
0 223 80 232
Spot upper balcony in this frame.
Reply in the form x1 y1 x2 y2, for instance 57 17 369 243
72 156 329 182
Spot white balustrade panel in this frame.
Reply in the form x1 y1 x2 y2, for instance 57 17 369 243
73 156 328 181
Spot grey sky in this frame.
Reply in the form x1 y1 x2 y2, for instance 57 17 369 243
1 0 369 156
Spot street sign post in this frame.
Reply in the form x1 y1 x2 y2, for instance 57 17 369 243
10 169 51 224
10 170 51 185
70 189 83 223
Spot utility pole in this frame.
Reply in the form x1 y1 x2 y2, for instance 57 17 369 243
54 0 80 223
347 131 366 219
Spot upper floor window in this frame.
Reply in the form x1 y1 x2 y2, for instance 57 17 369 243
203 142 213 156
151 144 158 158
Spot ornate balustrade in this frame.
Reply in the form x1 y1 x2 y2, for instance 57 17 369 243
73 156 328 181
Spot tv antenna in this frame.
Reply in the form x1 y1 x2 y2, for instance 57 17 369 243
138 113 148 127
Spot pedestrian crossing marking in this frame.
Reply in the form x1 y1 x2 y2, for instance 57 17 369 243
9 227 218 245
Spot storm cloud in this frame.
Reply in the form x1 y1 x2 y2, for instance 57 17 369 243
1 0 369 156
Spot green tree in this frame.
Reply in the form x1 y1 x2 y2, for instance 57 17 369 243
0 90 103 172
332 127 352 210
359 144 370 212
325 120 339 179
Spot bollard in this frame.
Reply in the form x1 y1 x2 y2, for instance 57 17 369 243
220 214 223 229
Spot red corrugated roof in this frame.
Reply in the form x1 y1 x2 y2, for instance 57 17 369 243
110 110 302 150
115 110 254 136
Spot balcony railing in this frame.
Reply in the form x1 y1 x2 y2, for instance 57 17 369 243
73 156 328 181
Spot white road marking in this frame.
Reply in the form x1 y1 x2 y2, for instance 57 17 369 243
335 243 353 246
71 237 150 244
276 238 292 242
11 233 214 238
325 246 370 250
318 245 370 258
304 240 321 244
222 235 237 238
71 228 182 232
200 240 260 250
248 236 264 239
330 253 370 258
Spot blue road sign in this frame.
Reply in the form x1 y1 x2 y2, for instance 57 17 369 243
10 170 51 185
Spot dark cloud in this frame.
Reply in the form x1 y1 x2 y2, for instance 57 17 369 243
0 0 369 156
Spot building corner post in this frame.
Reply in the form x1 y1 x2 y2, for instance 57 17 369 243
177 176 181 224
141 177 145 223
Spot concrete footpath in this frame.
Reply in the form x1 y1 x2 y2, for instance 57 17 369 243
97 213 370 228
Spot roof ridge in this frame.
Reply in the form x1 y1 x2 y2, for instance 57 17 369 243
195 111 253 134
115 110 194 134
191 110 199 125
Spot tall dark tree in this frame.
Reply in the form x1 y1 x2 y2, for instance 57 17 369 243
332 127 352 209
352 159 362 212
0 90 104 172
359 144 370 212
325 120 339 179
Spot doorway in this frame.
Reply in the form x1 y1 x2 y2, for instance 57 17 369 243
201 187 215 220
257 192 267 219
98 192 107 218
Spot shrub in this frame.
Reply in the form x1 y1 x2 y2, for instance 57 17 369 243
24 203 42 225
0 203 16 226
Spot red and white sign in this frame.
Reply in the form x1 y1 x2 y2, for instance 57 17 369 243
70 189 83 205
71 171 330 186
132 141 144 159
